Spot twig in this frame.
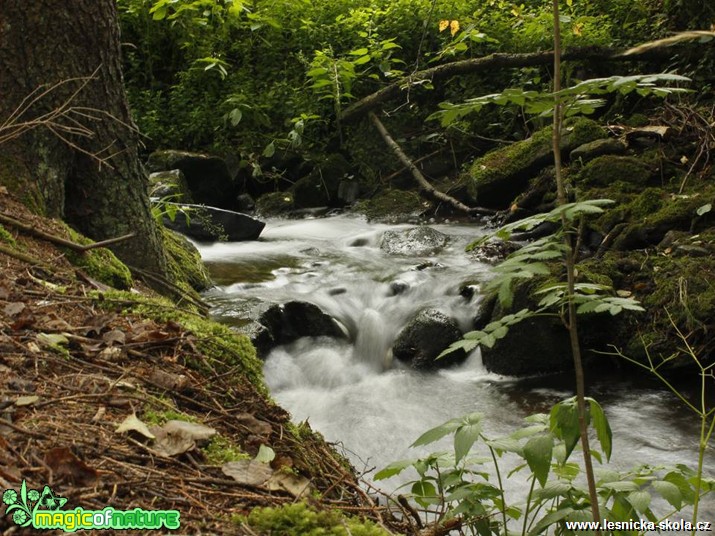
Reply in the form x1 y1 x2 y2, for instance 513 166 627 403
368 111 495 215
0 210 135 252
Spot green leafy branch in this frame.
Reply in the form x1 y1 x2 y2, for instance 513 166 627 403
430 73 691 126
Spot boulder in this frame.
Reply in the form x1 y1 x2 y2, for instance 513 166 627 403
253 301 347 357
146 150 235 209
466 117 605 208
149 169 194 202
570 138 626 163
256 192 295 216
380 227 449 256
392 309 466 369
577 155 654 189
480 280 573 376
289 153 352 208
162 203 265 242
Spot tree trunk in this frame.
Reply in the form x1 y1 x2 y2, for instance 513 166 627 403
0 0 168 276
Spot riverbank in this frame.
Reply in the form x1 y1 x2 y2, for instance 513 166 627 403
0 192 403 534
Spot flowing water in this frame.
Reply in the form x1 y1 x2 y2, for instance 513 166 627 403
198 215 714 528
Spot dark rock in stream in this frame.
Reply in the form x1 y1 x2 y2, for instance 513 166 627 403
162 203 265 242
253 301 347 358
146 150 236 209
392 309 466 369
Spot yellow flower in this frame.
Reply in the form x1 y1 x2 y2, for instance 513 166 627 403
450 20 460 36
439 20 449 32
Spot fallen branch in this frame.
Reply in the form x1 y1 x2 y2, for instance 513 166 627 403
342 46 673 122
128 265 210 316
368 111 495 215
0 243 48 266
0 211 135 252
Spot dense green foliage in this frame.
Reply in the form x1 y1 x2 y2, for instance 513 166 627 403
117 0 681 165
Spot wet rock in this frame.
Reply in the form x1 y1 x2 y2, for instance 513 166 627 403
163 204 265 242
146 150 235 209
149 169 193 202
256 192 294 216
570 138 626 164
388 281 409 296
392 309 466 369
254 301 347 357
469 239 520 264
236 194 256 212
380 227 449 256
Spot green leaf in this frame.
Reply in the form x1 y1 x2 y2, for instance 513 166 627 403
348 47 369 56
412 480 438 507
628 490 651 512
411 418 461 447
454 414 483 463
255 444 275 463
588 398 612 461
374 459 414 480
550 398 582 461
262 141 275 158
652 480 682 509
532 481 571 500
523 433 553 486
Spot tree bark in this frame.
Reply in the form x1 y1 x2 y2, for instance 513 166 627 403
0 0 168 276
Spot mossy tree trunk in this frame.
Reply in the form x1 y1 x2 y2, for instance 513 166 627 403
0 0 168 276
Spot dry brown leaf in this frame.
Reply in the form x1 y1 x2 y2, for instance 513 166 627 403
235 413 272 440
4 302 26 317
149 369 189 391
115 412 155 439
102 329 126 346
44 447 99 486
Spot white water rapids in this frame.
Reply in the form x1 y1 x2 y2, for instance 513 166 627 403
197 215 714 529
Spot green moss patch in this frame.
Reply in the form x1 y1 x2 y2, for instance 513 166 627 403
241 503 390 536
576 155 654 188
163 227 212 291
0 223 16 246
467 117 604 207
62 225 133 289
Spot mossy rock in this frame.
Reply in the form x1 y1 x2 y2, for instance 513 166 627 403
579 247 715 372
149 169 194 203
353 189 428 223
256 191 295 216
611 186 715 250
466 117 605 208
62 225 133 289
241 502 390 536
576 155 654 188
163 227 212 292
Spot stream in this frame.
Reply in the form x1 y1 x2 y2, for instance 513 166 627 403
197 215 714 529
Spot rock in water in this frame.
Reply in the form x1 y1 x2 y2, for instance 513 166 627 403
392 309 466 369
380 227 449 256
162 203 265 242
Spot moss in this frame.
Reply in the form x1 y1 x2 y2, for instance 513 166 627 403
577 155 654 188
353 189 428 222
163 227 212 292
203 435 249 464
0 224 16 246
92 290 266 393
142 405 196 426
62 225 133 289
467 117 604 206
240 502 390 536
